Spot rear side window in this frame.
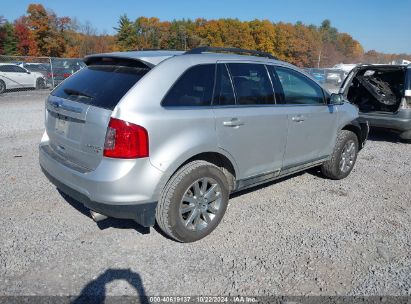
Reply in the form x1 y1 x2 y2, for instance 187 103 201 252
406 69 411 91
51 65 149 110
227 63 275 105
162 64 215 107
213 64 235 106
0 65 17 72
275 66 324 105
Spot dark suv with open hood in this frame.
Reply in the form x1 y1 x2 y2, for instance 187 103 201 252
340 64 411 141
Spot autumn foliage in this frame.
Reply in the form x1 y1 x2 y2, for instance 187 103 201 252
0 4 409 67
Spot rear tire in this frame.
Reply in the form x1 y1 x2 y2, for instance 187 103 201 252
156 160 229 242
0 80 5 94
321 130 359 180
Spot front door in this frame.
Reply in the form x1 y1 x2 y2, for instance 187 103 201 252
271 65 338 169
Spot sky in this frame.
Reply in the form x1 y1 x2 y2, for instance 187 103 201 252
2 0 411 54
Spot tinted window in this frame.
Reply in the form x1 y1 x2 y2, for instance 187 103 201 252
275 67 324 105
227 63 274 105
213 64 235 105
406 69 411 91
52 65 149 110
12 66 26 73
162 64 215 107
0 65 15 72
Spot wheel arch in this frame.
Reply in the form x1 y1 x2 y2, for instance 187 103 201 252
153 150 238 199
341 121 365 150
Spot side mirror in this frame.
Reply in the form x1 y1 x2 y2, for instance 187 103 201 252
329 93 344 105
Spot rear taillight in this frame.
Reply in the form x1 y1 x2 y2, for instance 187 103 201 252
63 73 71 78
103 118 149 159
48 73 53 78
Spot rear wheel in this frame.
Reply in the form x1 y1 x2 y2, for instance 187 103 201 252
156 160 229 242
321 130 359 180
36 78 46 89
0 80 5 94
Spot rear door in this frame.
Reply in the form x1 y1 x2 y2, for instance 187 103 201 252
270 65 338 169
213 62 288 180
45 60 150 171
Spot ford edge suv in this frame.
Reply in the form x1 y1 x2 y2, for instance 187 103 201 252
39 47 368 242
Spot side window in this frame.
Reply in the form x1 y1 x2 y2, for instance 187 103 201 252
274 66 325 105
227 63 275 105
162 64 215 107
0 65 13 72
10 66 26 73
213 64 235 105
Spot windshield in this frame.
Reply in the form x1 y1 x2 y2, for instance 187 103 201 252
51 65 149 110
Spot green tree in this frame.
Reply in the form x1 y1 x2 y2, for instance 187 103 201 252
0 22 18 55
114 15 137 51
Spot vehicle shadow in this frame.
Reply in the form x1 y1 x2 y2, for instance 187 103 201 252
58 190 150 235
71 268 149 304
367 127 405 143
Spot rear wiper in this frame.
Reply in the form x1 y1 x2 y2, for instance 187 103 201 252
64 88 94 99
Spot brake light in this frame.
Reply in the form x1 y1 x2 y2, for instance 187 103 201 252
63 73 71 78
48 73 53 77
103 118 149 159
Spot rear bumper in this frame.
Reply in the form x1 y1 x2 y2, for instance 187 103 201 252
39 141 164 226
41 168 157 226
360 111 411 132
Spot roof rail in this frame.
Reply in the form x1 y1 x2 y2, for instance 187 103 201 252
184 47 278 60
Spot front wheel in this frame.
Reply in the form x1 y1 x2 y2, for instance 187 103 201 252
156 160 230 242
321 130 359 180
36 78 46 89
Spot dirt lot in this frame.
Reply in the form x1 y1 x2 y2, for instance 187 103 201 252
0 90 410 297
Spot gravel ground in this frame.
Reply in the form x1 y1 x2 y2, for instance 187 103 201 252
0 91 410 298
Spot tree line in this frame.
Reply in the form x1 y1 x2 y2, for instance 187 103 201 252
1 4 410 67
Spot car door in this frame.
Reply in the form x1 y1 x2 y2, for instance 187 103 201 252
213 62 288 181
12 66 33 87
270 65 338 169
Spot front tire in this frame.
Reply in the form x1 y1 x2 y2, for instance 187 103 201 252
156 160 230 242
321 130 359 180
36 78 46 89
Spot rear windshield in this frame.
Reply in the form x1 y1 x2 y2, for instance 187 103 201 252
51 65 149 110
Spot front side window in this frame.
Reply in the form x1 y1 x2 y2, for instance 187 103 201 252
162 64 215 107
275 66 324 105
12 66 26 73
227 63 275 105
213 64 235 106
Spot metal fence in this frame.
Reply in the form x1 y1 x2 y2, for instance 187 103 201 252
0 55 86 95
0 54 353 96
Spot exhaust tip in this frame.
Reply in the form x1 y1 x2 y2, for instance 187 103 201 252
90 210 108 222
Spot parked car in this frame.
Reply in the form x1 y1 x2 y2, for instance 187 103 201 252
306 68 326 83
39 47 368 242
19 63 51 87
326 69 345 85
0 63 46 93
50 59 86 87
340 64 411 141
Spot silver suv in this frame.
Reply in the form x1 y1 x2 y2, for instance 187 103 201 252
39 47 368 242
